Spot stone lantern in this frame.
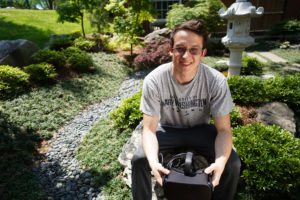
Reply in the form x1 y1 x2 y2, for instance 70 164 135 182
219 0 263 77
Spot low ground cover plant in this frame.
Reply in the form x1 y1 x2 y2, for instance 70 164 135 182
0 52 130 199
134 38 172 70
73 37 97 52
232 123 300 200
24 63 57 82
0 65 29 98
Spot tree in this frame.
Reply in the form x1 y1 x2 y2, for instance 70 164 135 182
88 0 110 33
106 0 156 56
56 0 95 37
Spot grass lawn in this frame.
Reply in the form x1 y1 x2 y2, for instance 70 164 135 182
0 9 95 48
0 52 130 200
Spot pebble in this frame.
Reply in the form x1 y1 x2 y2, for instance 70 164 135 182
32 70 150 200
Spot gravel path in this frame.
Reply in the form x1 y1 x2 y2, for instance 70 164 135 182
32 70 150 200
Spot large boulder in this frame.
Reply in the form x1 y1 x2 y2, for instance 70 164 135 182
256 102 296 135
144 28 172 44
0 39 39 67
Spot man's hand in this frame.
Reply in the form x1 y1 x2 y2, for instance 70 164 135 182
204 162 225 187
150 162 170 186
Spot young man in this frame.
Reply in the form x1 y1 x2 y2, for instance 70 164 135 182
131 19 241 200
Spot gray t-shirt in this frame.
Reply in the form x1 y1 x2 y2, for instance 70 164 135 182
140 62 233 128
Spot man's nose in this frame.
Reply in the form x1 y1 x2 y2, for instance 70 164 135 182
182 49 191 58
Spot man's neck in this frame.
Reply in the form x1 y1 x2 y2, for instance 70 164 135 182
171 64 199 85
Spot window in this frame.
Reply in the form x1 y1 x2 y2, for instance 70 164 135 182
152 0 182 19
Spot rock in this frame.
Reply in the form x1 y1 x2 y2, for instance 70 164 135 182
0 39 39 67
144 28 172 44
256 102 296 135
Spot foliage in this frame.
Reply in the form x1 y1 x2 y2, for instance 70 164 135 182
0 52 129 199
279 41 290 49
106 0 156 55
0 0 7 7
0 111 45 200
31 49 66 69
61 46 85 58
49 36 74 50
230 106 243 128
241 56 264 76
0 65 29 98
0 9 94 48
227 76 267 105
269 19 300 37
76 116 132 200
24 63 58 82
265 74 300 114
228 74 300 115
73 37 97 51
67 52 94 72
56 0 96 36
166 0 225 33
134 38 172 70
110 91 143 129
232 123 300 200
88 0 110 33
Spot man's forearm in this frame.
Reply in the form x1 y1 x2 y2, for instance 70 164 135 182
214 129 232 168
143 128 159 167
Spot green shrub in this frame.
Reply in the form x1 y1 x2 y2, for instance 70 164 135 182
31 49 66 68
73 37 97 52
230 106 243 128
210 106 243 128
110 91 143 129
49 36 73 50
0 65 29 98
24 63 57 82
241 56 264 76
227 76 267 105
232 123 300 200
166 0 225 33
269 19 300 37
61 46 85 58
67 52 94 72
265 74 300 114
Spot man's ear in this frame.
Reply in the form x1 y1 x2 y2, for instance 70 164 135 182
202 48 207 57
169 45 173 56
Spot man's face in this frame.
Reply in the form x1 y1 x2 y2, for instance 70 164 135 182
169 30 206 74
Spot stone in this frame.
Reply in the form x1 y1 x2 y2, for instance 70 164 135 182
0 39 39 67
144 28 172 44
256 102 296 135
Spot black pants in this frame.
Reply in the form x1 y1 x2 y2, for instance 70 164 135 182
131 124 241 200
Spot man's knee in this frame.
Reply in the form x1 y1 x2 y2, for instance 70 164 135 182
225 150 241 175
131 152 148 168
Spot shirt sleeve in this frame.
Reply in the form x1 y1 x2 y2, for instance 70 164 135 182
140 76 161 117
210 78 234 118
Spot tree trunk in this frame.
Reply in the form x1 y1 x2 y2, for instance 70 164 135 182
81 14 85 37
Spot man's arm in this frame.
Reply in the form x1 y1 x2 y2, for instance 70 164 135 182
205 114 232 187
142 113 170 186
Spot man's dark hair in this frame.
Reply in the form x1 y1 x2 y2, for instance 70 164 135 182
170 19 209 48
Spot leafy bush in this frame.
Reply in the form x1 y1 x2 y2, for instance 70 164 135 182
67 52 94 72
210 106 243 128
166 0 225 33
110 91 143 129
61 46 85 58
227 76 267 105
0 65 29 98
241 56 264 76
24 63 57 82
73 37 97 52
269 19 300 36
31 49 66 68
134 38 172 70
265 74 300 114
49 36 73 50
232 123 300 200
